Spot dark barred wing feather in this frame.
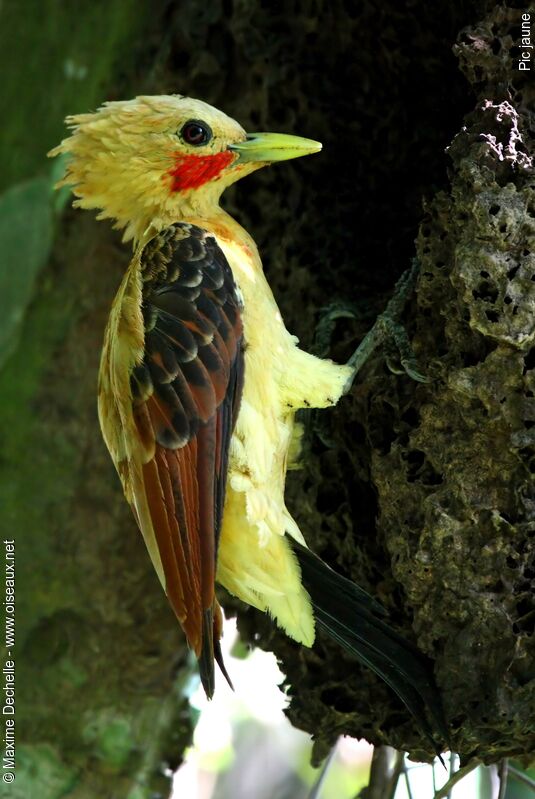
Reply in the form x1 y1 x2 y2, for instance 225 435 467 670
130 223 244 696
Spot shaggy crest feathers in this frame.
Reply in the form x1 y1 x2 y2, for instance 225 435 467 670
48 95 250 243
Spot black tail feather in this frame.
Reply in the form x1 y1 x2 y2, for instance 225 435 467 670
199 609 216 699
291 540 448 753
198 606 234 698
214 638 234 692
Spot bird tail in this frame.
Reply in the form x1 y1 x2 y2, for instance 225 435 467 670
198 602 234 699
290 540 448 753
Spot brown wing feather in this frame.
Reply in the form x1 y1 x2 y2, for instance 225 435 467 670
128 223 243 692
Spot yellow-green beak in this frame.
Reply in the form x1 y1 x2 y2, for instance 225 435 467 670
229 132 322 163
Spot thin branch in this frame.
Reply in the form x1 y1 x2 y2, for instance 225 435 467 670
386 751 405 799
489 764 500 799
447 752 458 799
433 761 480 799
358 746 402 799
401 757 415 799
308 740 339 799
497 760 509 799
508 764 535 792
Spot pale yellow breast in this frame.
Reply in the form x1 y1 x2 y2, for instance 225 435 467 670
208 220 351 647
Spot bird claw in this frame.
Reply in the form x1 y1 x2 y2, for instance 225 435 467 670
313 301 364 360
303 302 367 450
303 261 427 450
344 259 428 387
383 318 428 383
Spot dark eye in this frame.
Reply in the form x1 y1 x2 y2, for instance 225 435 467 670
180 120 212 146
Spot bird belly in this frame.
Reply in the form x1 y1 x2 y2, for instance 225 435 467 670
212 233 352 646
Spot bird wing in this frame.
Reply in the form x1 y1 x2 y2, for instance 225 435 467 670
117 223 244 694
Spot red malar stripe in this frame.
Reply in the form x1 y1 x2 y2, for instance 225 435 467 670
168 151 236 192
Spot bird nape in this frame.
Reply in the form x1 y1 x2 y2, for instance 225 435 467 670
49 94 447 753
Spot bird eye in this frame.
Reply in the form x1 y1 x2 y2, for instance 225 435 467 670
180 120 212 146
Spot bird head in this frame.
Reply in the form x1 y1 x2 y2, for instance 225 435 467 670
48 95 321 243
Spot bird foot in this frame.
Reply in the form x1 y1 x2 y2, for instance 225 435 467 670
342 259 428 389
303 261 426 449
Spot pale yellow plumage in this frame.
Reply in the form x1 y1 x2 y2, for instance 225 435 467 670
207 221 351 645
49 95 352 648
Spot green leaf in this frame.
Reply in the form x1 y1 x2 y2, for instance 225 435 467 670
0 177 54 369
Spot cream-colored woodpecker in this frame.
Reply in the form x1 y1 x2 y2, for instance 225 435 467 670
49 95 445 748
